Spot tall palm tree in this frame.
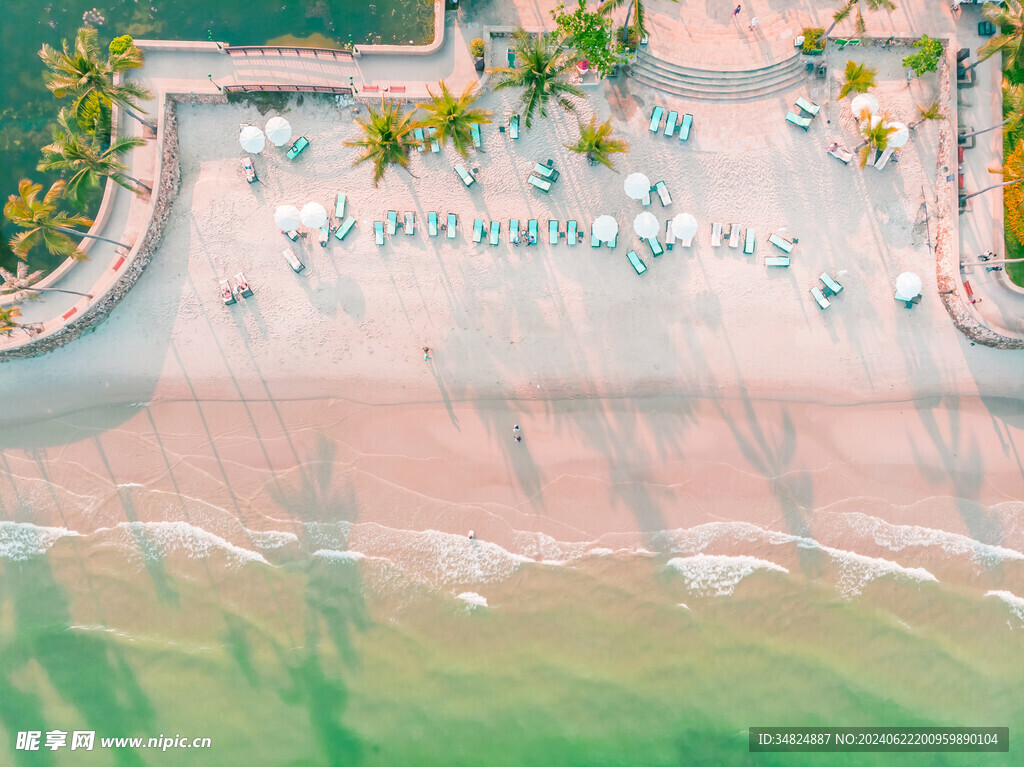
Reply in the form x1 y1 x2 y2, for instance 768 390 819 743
819 0 897 44
858 114 897 168
565 116 629 170
5 179 129 262
39 27 154 131
344 99 421 187
839 61 877 99
978 0 1024 69
416 81 493 159
493 29 584 129
0 261 93 301
38 110 149 206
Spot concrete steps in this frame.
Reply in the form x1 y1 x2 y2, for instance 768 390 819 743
629 48 808 101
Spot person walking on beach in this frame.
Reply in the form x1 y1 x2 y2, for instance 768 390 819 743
423 346 431 361
749 16 759 31
513 425 522 443
732 5 742 19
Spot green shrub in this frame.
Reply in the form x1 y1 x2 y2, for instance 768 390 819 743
469 38 485 58
903 35 943 78
801 27 825 54
109 35 135 56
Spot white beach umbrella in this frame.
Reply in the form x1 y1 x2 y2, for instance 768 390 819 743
633 212 659 239
274 204 302 231
240 125 266 154
592 215 619 242
624 172 651 201
300 202 329 228
888 122 909 149
850 93 879 120
671 213 698 241
895 272 922 299
265 116 292 147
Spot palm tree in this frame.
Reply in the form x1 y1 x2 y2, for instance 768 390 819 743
838 61 877 99
416 81 493 158
38 110 149 206
39 27 154 131
5 179 129 262
819 0 897 44
858 114 897 168
0 261 93 301
978 0 1024 69
909 101 944 129
492 29 584 129
565 117 629 170
344 99 421 187
600 0 647 42
959 80 1024 141
0 306 24 337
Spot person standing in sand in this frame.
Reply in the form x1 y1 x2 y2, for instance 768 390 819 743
513 425 522 443
423 346 431 361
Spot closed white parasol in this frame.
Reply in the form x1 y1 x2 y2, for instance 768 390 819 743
240 125 266 154
633 212 659 239
895 271 922 299
274 205 302 231
624 172 651 201
850 93 880 121
671 212 698 241
888 122 909 148
265 116 292 147
300 202 329 228
592 215 618 242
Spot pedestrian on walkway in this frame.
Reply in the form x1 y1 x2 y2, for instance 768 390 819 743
513 425 522 443
732 4 742 18
749 16 759 31
423 346 431 361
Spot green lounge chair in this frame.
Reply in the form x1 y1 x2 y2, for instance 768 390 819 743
549 220 560 244
743 228 755 254
283 248 305 273
404 211 415 235
649 106 664 133
284 229 299 242
834 38 861 48
387 210 398 235
428 211 438 237
768 233 794 253
447 213 457 239
786 112 812 131
471 123 482 148
796 97 820 117
473 218 484 243
510 114 520 139
648 237 664 257
606 233 617 249
653 180 672 206
711 223 723 247
627 250 647 275
567 220 578 245
529 175 552 193
489 221 500 245
414 127 426 152
765 256 791 267
286 136 309 160
335 193 346 218
455 164 476 187
534 163 559 181
664 111 679 137
811 286 831 309
591 231 601 248
428 126 440 153
528 219 538 244
374 221 385 246
820 272 844 296
510 219 520 244
679 114 693 141
335 215 356 241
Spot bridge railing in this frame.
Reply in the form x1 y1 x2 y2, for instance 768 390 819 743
226 45 354 60
223 84 355 95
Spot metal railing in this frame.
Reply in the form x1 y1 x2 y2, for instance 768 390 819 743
223 84 355 95
226 45 354 60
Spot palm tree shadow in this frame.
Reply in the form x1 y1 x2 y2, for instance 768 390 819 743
266 433 361 525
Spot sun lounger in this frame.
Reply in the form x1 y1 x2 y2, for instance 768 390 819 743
549 220 560 245
653 180 672 206
529 175 552 193
664 111 679 137
591 230 601 248
428 126 440 153
334 193 346 219
820 272 844 296
679 113 693 142
641 187 651 206
728 224 740 248
874 147 894 171
743 228 755 254
220 279 236 305
648 237 664 257
534 163 559 181
428 211 438 237
811 286 831 309
768 233 794 253
567 220 578 245
711 223 723 247
829 147 854 164
765 256 791 267
374 221 385 245
403 211 415 235
335 215 356 241
627 250 647 275
665 220 675 250
387 210 398 236
234 272 253 298
473 218 484 243
864 149 878 167
510 114 520 139
489 220 500 245
786 112 812 131
283 248 305 273
796 97 820 117
606 233 617 249
286 136 309 160
649 106 664 133
471 123 482 148
510 219 520 244
414 127 425 152
241 158 257 183
834 38 861 48
319 226 329 246
455 164 476 187
528 219 539 244
447 213 457 239
284 229 299 242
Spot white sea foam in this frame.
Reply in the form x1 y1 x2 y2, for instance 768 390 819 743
105 521 269 567
813 543 938 597
313 549 365 563
457 591 489 609
985 590 1024 623
0 521 81 560
248 529 299 550
667 554 789 597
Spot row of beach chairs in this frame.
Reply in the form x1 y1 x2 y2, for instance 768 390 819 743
710 223 758 255
810 272 844 309
649 106 693 141
786 97 820 131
